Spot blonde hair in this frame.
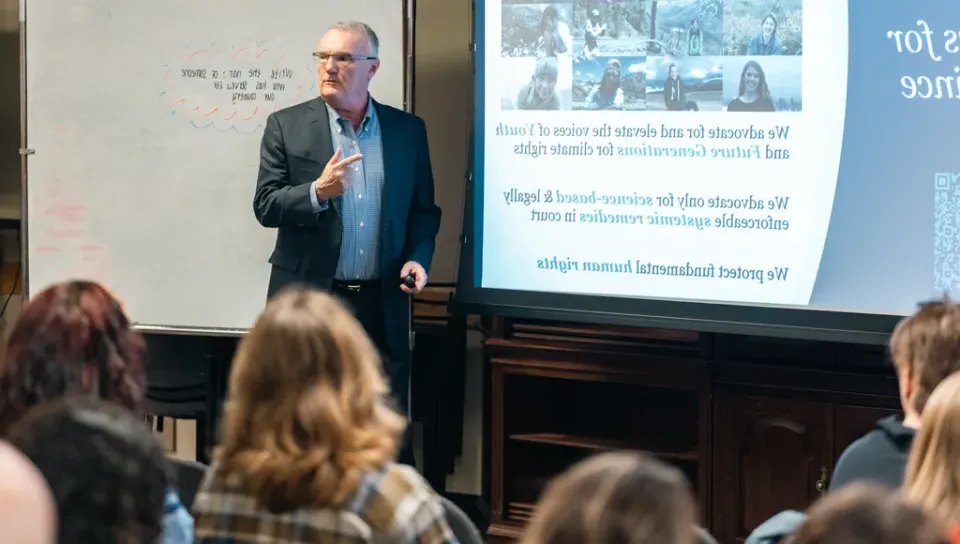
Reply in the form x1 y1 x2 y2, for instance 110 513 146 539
520 452 696 544
904 371 960 525
214 286 405 511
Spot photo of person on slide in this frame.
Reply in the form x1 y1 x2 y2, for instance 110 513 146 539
501 56 572 110
722 57 801 112
645 56 722 111
572 55 645 110
646 0 722 56
723 0 802 56
687 18 703 55
502 3 574 57
582 8 607 59
572 0 647 58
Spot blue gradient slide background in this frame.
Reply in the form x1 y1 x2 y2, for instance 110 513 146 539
811 2 960 313
471 0 960 319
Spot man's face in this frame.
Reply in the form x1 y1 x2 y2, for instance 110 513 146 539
669 65 678 78
317 29 379 108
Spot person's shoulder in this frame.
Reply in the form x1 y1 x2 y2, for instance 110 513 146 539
163 488 195 544
830 426 907 490
191 461 246 513
270 98 319 123
835 431 883 466
374 100 426 129
352 463 446 535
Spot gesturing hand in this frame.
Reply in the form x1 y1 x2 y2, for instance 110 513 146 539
315 148 363 200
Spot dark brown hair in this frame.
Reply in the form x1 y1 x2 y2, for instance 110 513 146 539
7 396 169 544
790 483 949 544
890 298 960 414
520 451 697 544
0 280 146 435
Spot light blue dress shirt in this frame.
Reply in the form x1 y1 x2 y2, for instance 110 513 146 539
309 96 385 281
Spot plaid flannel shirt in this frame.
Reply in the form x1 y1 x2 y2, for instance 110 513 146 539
192 461 458 544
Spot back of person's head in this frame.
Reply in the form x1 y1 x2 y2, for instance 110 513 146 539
0 280 146 435
6 396 168 544
521 451 697 544
0 441 56 544
216 285 405 512
790 483 949 544
889 298 960 416
904 371 960 525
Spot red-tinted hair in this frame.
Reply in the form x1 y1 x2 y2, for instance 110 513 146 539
0 280 146 435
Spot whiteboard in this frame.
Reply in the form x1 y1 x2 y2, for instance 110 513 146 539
24 0 407 333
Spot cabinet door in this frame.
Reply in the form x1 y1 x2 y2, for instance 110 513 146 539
712 392 833 543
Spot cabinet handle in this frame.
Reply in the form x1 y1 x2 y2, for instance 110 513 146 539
815 466 828 496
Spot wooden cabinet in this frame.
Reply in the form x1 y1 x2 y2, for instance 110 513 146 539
711 393 832 543
486 332 711 542
710 393 898 543
484 320 900 544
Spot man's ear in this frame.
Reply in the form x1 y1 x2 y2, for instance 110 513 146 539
369 60 380 79
900 362 915 405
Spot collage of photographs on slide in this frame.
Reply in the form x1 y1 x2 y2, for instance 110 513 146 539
501 0 803 113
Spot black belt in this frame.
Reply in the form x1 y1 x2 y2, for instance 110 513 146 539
332 279 379 293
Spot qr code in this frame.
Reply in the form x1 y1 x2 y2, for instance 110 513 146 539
934 173 960 293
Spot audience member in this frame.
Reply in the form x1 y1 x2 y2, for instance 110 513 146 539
790 483 949 544
0 280 146 433
831 299 960 490
0 441 56 544
904 371 960 536
520 451 697 544
744 509 806 544
0 279 194 542
6 397 170 544
192 286 455 543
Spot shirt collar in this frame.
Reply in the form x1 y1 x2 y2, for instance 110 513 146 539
325 95 376 133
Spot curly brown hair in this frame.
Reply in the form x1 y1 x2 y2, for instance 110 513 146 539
215 286 405 512
0 280 146 435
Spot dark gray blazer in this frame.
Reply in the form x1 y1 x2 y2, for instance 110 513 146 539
253 97 442 358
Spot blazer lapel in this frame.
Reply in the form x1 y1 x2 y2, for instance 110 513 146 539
375 100 400 235
308 98 341 213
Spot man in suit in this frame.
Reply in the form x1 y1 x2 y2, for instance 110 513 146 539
253 20 441 465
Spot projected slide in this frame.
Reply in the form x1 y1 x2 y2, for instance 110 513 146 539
477 0 960 316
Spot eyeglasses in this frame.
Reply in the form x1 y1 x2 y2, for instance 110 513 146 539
312 52 378 66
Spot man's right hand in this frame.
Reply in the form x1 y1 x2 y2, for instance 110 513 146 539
315 148 363 200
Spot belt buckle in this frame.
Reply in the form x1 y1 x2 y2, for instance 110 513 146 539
345 283 362 292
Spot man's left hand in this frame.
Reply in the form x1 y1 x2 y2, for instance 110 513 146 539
400 261 427 295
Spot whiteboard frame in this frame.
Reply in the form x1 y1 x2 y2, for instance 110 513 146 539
18 0 416 337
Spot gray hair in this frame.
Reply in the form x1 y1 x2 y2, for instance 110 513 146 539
330 20 380 57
